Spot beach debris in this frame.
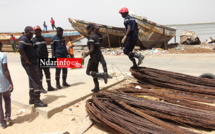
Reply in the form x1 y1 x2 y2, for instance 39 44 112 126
16 109 25 115
206 37 215 44
180 30 201 45
70 116 75 121
135 85 141 89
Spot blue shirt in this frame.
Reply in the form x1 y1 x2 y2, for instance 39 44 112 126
124 15 138 35
0 52 10 93
51 35 68 58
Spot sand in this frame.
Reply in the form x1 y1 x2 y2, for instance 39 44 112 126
1 45 215 134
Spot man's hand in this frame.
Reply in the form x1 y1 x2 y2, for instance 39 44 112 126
82 53 88 59
9 84 13 92
121 35 127 44
25 60 32 65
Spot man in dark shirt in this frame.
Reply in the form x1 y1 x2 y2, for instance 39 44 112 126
32 25 56 92
94 25 112 79
119 7 144 69
51 27 70 89
84 24 108 92
17 26 47 107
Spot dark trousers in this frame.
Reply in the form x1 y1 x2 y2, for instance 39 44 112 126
99 54 107 72
37 59 51 83
38 66 51 82
55 68 68 80
86 57 100 87
123 33 138 59
22 62 41 98
0 91 11 126
10 41 17 52
51 24 56 30
86 57 99 76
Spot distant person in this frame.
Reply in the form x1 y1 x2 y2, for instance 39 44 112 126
0 41 13 129
43 21 47 31
51 27 70 89
9 34 17 52
32 25 56 92
66 37 74 58
83 24 108 93
50 17 56 30
119 7 144 69
17 26 47 107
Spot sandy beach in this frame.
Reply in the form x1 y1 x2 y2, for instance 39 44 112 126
1 45 215 134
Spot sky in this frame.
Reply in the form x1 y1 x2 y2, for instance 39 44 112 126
1 0 215 33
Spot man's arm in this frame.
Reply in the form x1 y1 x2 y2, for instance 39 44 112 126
85 43 94 57
18 49 31 64
125 25 131 36
2 63 13 92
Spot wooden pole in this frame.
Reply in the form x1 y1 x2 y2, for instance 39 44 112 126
107 34 111 48
106 28 111 48
174 36 176 44
118 36 121 48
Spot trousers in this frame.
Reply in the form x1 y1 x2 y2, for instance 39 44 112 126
22 62 41 97
0 91 11 126
123 32 138 58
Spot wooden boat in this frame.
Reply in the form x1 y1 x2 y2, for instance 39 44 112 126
0 30 82 46
68 14 176 49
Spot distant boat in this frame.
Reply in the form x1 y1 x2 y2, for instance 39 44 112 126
68 14 176 49
0 30 82 47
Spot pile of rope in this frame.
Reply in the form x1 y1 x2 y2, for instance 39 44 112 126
86 67 215 134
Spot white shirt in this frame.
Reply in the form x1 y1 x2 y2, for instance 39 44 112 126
0 52 10 93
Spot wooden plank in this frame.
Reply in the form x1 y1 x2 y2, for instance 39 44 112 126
76 117 93 134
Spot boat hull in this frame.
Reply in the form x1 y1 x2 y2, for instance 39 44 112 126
0 30 81 45
69 16 176 49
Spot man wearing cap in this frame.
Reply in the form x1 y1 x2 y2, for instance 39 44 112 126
17 26 47 107
119 7 144 69
32 25 56 92
51 27 70 89
83 24 108 93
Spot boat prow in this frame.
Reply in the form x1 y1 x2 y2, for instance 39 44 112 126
68 15 176 49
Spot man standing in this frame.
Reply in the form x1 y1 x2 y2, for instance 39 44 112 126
0 41 13 129
17 26 47 107
43 21 47 31
84 24 108 93
119 7 144 69
51 27 70 89
32 25 56 92
50 17 56 30
9 34 17 52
